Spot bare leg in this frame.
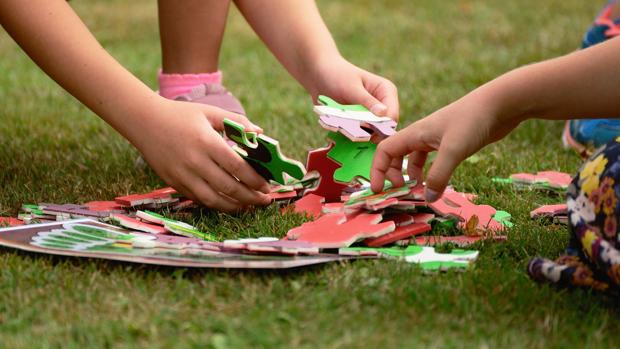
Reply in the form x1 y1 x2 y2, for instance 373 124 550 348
158 0 230 74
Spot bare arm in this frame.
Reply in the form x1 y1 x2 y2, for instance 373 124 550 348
233 0 400 119
0 0 271 211
372 37 620 200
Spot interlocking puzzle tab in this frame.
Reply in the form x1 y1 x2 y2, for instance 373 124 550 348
224 119 306 185
327 131 376 184
314 95 396 141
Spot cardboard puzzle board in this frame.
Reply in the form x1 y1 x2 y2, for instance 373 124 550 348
0 219 354 269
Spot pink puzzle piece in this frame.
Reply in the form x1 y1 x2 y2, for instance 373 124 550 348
429 190 503 232
292 194 325 219
115 188 177 207
318 114 397 142
305 144 347 202
364 222 432 247
411 212 436 224
269 190 298 201
286 213 395 248
510 171 572 189
110 214 167 234
383 213 415 227
530 203 568 219
322 202 344 214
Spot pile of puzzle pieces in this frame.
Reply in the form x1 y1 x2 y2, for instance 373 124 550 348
0 96 514 271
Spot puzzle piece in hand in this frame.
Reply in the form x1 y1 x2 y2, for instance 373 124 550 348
304 143 347 202
510 171 572 189
223 119 306 185
292 194 324 219
344 180 417 213
286 213 395 248
364 222 431 247
314 95 396 141
326 132 377 184
530 204 568 219
429 190 504 232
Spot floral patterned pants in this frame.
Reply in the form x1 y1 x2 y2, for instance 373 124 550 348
528 138 620 292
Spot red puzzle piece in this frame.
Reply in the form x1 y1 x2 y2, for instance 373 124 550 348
530 203 568 219
510 171 572 189
110 214 167 234
305 144 347 202
292 194 325 219
286 213 395 248
429 190 503 232
0 217 24 227
85 201 124 212
364 222 431 247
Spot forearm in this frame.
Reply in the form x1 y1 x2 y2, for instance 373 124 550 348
0 0 159 144
233 0 341 90
479 36 620 124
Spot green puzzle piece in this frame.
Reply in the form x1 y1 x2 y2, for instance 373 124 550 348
492 210 514 228
318 95 369 112
326 131 376 183
223 119 306 185
340 245 478 271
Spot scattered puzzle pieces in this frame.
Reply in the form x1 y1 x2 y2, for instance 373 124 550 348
286 213 395 248
224 119 306 185
364 222 431 247
415 234 507 247
344 180 417 213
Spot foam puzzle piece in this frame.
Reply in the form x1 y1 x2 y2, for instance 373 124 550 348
164 220 217 242
245 240 320 255
339 245 478 271
530 204 568 219
492 210 513 228
85 201 124 212
292 194 325 219
411 212 436 224
286 213 395 248
110 214 167 234
115 188 178 207
415 234 507 247
268 190 298 201
223 237 280 249
326 132 376 184
314 95 396 141
322 202 345 214
510 171 572 189
136 210 169 225
304 143 347 202
224 119 306 185
344 180 417 213
364 222 431 247
383 213 415 227
429 190 503 232
0 217 23 227
132 234 221 250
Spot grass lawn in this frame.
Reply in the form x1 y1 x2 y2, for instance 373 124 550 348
1 0 619 347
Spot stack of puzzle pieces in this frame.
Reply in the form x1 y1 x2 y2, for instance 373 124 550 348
0 95 515 272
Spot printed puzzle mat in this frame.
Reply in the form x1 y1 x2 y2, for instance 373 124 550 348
0 219 353 269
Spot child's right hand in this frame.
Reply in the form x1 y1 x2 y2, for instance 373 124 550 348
130 99 271 212
370 90 522 202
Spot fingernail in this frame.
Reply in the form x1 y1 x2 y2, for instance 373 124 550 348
425 188 439 203
370 103 387 115
260 184 271 194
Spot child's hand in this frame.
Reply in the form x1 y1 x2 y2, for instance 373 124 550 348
310 57 399 120
370 91 521 202
132 99 271 212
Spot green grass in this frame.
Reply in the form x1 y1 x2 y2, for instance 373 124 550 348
1 0 618 347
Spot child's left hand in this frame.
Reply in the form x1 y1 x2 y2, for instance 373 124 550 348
309 56 399 120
